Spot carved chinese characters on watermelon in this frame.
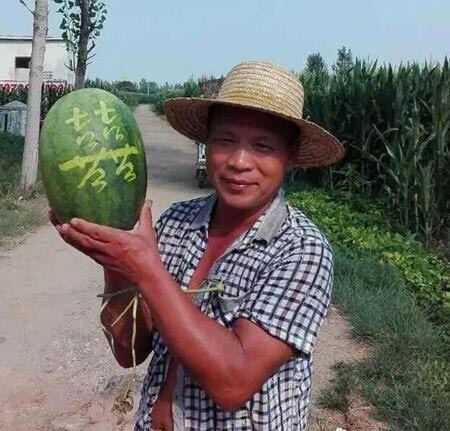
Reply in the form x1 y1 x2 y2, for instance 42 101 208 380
61 101 138 192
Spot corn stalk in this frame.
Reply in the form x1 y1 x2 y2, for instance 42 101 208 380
300 52 449 245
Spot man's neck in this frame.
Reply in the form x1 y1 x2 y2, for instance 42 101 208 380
209 193 276 237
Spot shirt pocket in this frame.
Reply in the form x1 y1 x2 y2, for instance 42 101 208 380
214 290 251 325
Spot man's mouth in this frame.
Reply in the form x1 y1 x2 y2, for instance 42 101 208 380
222 177 256 191
223 177 254 185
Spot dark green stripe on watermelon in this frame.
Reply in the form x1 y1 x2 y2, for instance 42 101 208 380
39 88 147 229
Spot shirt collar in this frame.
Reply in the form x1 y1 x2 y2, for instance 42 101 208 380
188 193 216 231
253 188 288 243
188 188 287 244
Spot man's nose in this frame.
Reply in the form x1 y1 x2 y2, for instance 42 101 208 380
227 148 253 171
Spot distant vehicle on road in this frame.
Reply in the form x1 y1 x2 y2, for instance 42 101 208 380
195 141 207 188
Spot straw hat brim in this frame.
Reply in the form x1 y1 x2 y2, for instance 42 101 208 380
163 97 345 169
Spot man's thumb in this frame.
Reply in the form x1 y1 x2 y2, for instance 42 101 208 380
138 199 153 233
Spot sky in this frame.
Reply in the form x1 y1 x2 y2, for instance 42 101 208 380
2 0 450 85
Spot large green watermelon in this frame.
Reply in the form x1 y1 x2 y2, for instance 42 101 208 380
39 88 147 229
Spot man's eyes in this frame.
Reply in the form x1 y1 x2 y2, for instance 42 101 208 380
211 137 234 144
209 139 274 152
254 143 274 152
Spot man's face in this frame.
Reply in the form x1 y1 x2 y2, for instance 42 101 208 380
206 105 297 212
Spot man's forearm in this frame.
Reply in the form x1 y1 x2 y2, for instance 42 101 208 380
102 268 154 367
138 262 247 408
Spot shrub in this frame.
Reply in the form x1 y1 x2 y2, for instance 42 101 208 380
287 189 449 321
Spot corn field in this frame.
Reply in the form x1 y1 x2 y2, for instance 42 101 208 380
300 57 449 246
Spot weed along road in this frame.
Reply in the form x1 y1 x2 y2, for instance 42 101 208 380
0 106 357 431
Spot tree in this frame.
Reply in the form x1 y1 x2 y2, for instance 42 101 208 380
303 52 329 88
138 79 159 95
304 53 328 77
183 77 200 97
18 0 48 195
114 80 138 93
333 46 354 74
54 0 107 89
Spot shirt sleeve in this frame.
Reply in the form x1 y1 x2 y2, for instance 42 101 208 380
235 236 334 357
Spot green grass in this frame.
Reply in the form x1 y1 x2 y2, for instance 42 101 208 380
318 248 450 430
0 132 48 248
0 194 47 247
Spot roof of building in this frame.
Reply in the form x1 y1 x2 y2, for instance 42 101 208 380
0 100 27 110
0 35 64 42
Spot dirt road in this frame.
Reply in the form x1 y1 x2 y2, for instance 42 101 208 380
0 106 362 431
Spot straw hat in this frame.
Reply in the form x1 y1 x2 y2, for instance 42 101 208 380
163 61 344 168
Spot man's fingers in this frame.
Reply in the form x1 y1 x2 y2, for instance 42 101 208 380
60 224 109 254
60 232 89 255
48 210 64 234
48 209 60 227
69 218 121 243
61 232 111 266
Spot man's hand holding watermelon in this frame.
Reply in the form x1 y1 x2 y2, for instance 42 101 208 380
49 199 162 285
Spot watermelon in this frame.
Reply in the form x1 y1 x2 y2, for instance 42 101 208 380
39 88 147 229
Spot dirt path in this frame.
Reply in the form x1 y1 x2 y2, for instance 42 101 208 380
0 106 364 431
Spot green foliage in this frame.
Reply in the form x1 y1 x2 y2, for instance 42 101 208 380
112 91 140 108
41 84 73 117
0 84 72 119
304 52 329 77
0 132 46 246
0 85 27 106
84 78 113 90
300 50 449 245
0 192 47 248
138 79 159 94
53 0 107 73
85 78 159 108
183 77 200 97
152 88 185 115
332 46 354 74
0 132 23 195
287 189 449 321
303 53 329 88
319 248 450 430
115 80 138 93
318 361 356 412
147 76 203 115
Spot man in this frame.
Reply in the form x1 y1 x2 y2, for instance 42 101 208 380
50 61 344 430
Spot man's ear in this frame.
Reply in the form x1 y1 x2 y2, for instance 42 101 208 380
286 140 300 171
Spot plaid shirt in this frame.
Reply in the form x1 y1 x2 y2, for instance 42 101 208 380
134 188 334 431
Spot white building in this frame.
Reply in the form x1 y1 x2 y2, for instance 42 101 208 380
0 35 74 86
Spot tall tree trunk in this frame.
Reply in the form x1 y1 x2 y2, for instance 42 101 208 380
75 0 89 89
20 0 48 196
